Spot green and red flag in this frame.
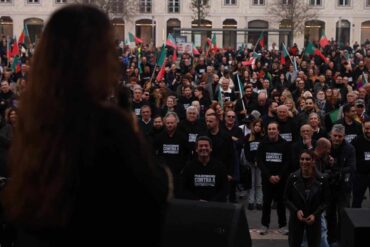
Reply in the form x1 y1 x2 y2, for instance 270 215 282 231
212 33 217 49
11 37 19 57
257 32 265 48
305 41 328 62
18 25 30 47
166 33 177 49
157 44 166 67
128 32 143 44
319 31 329 48
281 42 293 66
11 55 21 73
192 43 200 55
156 58 167 82
305 41 316 55
18 31 25 46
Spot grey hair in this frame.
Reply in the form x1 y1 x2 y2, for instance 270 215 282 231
186 105 199 115
331 124 345 134
308 112 319 119
164 111 180 123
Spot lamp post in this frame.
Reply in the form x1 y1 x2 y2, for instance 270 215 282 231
152 15 155 47
338 16 342 48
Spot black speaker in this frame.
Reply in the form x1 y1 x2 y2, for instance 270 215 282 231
162 199 251 247
341 208 370 247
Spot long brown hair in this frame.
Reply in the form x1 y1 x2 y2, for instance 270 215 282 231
248 119 265 141
2 5 119 228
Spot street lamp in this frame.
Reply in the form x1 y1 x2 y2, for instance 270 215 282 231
338 17 342 48
152 16 155 47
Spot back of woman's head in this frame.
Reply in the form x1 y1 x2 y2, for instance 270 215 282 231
26 4 118 115
3 5 120 228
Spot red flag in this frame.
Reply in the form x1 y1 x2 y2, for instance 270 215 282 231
192 46 200 55
135 36 143 44
172 49 177 62
11 38 19 57
319 33 329 48
18 31 25 46
280 52 286 65
314 49 327 62
242 57 255 66
207 38 212 47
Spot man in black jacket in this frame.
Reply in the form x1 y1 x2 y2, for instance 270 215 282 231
205 113 235 202
326 124 356 245
181 136 228 202
351 119 370 208
154 112 190 197
257 121 290 235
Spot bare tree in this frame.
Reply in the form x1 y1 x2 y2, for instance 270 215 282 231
69 0 138 20
190 0 210 27
267 0 318 44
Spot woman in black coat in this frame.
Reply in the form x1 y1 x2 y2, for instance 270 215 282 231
284 150 329 247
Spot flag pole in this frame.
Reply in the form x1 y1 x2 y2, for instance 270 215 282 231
282 42 294 65
363 72 368 85
236 74 246 113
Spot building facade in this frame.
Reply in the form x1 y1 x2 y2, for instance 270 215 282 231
1 0 370 49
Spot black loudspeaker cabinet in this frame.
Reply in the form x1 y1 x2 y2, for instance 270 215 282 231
162 199 252 247
341 208 370 247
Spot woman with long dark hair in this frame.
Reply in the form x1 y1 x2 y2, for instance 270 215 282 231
1 5 170 246
244 119 264 210
284 150 329 247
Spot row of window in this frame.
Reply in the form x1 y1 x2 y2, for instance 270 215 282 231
246 0 365 7
149 0 370 13
0 0 65 3
1 0 370 11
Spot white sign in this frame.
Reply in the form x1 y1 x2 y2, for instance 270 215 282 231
177 42 193 55
194 34 202 47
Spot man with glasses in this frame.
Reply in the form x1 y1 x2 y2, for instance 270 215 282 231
142 90 150 102
222 110 244 203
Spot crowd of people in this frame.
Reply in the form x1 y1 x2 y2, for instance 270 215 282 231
120 36 369 247
1 5 370 246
